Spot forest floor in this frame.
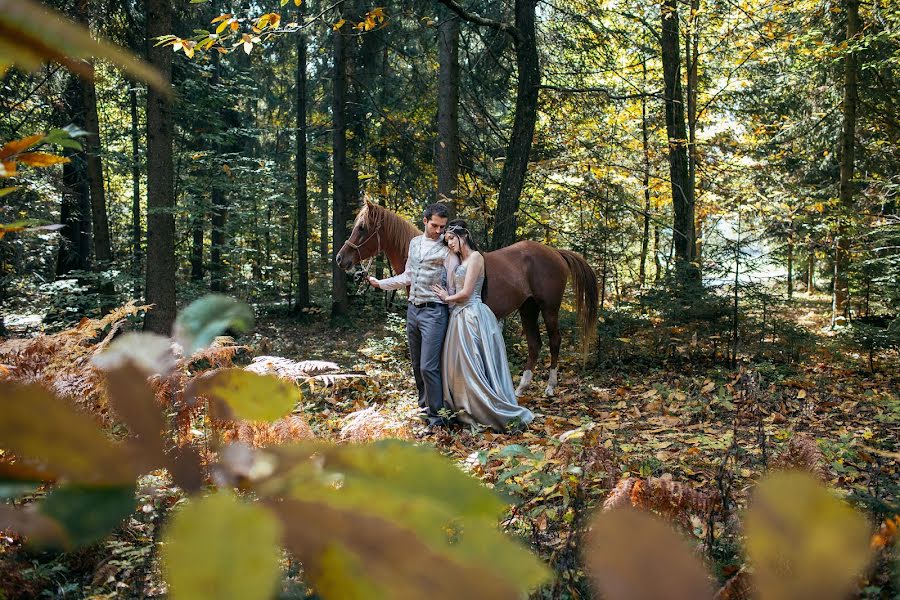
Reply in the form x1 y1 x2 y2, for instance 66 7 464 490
1 291 898 598
249 291 900 598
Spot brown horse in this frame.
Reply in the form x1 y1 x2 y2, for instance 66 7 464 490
335 200 598 396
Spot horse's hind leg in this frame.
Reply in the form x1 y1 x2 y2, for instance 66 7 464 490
515 298 541 397
541 304 562 396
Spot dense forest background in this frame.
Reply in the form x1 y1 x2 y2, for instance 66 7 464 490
1 0 897 336
1 0 899 597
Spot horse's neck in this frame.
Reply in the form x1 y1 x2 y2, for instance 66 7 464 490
386 230 418 275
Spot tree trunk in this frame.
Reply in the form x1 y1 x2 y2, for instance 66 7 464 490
319 152 330 258
685 0 700 263
210 51 227 292
660 0 695 270
57 75 91 276
130 87 142 298
491 0 539 250
190 215 204 281
832 0 860 325
294 6 310 309
57 151 91 275
80 75 112 265
787 226 794 299
331 1 354 316
143 0 176 334
639 60 652 287
436 8 460 216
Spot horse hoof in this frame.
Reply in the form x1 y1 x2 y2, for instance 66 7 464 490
544 386 556 397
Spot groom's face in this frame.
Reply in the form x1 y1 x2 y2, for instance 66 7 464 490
423 215 448 240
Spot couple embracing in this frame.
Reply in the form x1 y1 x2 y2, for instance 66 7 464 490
368 203 534 433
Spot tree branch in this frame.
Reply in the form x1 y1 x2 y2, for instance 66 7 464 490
539 84 661 101
435 0 518 43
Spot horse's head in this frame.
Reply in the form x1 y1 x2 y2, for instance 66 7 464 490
335 199 383 271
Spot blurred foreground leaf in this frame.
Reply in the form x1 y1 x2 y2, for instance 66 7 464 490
0 382 135 484
0 0 169 93
583 507 714 600
40 484 136 546
744 472 873 600
162 492 282 600
173 294 254 355
253 440 550 598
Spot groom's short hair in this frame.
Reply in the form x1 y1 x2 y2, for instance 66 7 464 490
423 203 450 221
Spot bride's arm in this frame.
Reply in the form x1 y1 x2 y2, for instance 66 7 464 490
436 253 483 304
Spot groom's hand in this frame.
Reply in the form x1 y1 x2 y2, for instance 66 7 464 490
367 276 381 289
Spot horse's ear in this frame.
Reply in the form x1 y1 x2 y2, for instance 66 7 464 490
364 196 374 208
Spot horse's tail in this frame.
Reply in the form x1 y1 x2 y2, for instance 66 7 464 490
557 249 599 359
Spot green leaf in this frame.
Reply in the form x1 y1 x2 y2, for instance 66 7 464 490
190 368 299 423
173 294 254 355
0 186 18 197
498 444 538 460
0 382 136 484
40 484 136 546
162 492 282 600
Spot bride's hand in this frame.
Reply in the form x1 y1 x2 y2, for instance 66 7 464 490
431 284 448 301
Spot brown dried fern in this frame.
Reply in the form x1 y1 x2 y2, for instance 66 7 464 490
603 474 720 526
0 302 149 418
770 434 827 480
339 406 414 442
218 415 315 447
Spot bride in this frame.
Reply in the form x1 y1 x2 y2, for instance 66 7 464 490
431 220 534 431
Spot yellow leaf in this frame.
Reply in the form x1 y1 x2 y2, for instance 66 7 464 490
256 13 270 29
797 389 807 399
215 19 230 34
294 0 302 5
0 134 44 159
16 152 69 167
745 472 872 600
0 0 169 94
333 18 346 30
230 20 240 32
210 13 232 24
188 369 299 423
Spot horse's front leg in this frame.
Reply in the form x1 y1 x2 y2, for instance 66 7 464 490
515 301 542 397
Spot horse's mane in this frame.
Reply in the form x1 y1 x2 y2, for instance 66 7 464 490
355 202 420 250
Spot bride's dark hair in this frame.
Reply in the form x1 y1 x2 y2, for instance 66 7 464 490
444 219 480 252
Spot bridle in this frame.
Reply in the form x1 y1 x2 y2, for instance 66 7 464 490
343 218 383 293
344 218 383 267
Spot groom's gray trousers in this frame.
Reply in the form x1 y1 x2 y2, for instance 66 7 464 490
406 302 449 426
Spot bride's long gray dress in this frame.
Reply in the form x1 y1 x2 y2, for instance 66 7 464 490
442 263 534 431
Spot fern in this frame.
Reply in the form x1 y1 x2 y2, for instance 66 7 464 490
770 434 827 480
604 474 720 526
339 406 414 443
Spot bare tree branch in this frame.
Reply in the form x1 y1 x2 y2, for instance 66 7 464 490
435 0 518 43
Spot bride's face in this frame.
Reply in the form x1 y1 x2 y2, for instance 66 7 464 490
446 232 460 253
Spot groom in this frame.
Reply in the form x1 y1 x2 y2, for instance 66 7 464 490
367 203 459 430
